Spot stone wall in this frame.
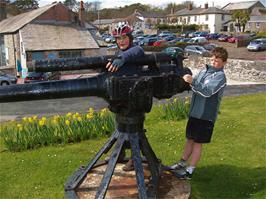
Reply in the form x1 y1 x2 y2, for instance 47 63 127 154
183 56 266 82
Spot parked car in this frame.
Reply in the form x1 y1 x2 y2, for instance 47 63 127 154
153 40 168 47
0 71 17 86
203 43 218 51
206 33 220 40
247 38 266 51
185 45 210 56
24 72 51 83
195 31 209 37
162 47 186 58
179 38 191 43
180 31 194 37
228 35 250 43
218 35 232 42
107 43 118 50
141 37 158 46
188 37 208 44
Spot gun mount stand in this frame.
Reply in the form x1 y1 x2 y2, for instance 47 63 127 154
65 112 161 199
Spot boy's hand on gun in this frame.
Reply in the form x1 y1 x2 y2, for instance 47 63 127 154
183 74 193 84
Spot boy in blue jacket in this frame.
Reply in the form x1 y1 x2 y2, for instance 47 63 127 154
106 21 145 171
170 47 228 179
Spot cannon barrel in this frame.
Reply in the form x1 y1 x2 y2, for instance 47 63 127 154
27 53 173 72
0 74 107 103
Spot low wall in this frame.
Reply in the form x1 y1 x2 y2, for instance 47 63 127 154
183 56 266 82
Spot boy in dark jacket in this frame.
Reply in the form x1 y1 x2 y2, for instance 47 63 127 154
106 21 144 171
170 47 228 179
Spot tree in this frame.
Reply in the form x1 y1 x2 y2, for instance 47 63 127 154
232 10 250 32
63 0 78 11
12 0 39 11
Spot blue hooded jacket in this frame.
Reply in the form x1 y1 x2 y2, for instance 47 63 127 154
189 64 227 122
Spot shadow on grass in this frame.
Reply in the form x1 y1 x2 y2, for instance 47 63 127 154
191 164 266 199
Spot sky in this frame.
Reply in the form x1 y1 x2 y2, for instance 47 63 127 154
39 0 266 9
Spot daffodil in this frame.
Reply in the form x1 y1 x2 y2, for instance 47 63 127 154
86 113 93 119
65 120 70 126
77 117 82 121
39 120 45 126
66 112 72 117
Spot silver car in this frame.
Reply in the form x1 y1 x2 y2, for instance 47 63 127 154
247 38 266 51
0 71 17 86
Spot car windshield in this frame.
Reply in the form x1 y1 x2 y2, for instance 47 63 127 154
250 41 261 44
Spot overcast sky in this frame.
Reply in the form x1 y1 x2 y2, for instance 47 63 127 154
39 0 266 9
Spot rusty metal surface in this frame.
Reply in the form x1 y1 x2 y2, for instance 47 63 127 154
77 163 190 199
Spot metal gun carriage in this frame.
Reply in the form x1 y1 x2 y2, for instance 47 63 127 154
0 53 191 199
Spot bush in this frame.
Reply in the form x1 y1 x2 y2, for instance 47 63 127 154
160 97 190 121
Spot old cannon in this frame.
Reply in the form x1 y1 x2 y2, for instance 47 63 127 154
0 53 191 199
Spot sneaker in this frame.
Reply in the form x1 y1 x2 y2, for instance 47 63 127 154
169 161 186 170
172 167 192 180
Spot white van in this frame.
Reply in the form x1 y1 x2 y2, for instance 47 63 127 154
188 36 208 44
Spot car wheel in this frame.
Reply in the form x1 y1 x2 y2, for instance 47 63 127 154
1 81 9 86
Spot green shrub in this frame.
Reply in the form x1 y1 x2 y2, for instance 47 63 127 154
160 97 190 121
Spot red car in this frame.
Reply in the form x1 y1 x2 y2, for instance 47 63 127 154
228 35 250 43
218 35 232 42
153 40 168 47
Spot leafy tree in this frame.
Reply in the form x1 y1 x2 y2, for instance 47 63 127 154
232 10 250 32
12 0 39 11
63 0 78 11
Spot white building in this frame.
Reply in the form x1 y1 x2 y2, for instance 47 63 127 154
167 3 231 33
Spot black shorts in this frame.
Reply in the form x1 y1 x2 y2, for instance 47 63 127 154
186 117 214 143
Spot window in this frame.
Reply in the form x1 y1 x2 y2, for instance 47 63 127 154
205 14 208 21
221 14 225 21
0 36 6 67
59 50 82 58
188 16 190 23
194 16 197 22
256 22 260 28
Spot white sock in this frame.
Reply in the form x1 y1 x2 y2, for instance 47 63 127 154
186 166 195 174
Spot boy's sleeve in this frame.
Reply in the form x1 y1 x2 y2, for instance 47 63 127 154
191 72 226 97
120 46 145 62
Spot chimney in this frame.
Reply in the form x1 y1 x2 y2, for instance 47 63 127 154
79 1 85 27
0 0 7 22
171 8 174 14
188 3 192 11
204 3 208 9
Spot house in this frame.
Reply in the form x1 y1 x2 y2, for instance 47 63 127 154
0 2 99 77
247 7 266 32
222 1 266 32
167 3 231 33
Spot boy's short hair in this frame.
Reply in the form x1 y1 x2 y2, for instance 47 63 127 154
211 47 228 62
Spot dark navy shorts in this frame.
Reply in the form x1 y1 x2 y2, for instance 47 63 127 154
186 117 214 143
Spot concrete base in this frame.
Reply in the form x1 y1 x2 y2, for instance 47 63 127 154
77 163 191 199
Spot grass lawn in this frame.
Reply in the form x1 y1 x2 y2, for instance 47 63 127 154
0 93 265 199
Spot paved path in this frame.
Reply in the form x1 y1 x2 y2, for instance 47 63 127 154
0 83 265 122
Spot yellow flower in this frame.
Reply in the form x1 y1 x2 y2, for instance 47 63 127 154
86 113 93 119
17 124 22 128
173 98 177 103
41 116 47 121
28 117 33 123
88 108 94 114
52 119 58 125
65 120 70 126
33 115 38 120
22 117 27 122
66 112 72 117
100 108 108 117
39 120 45 126
77 117 82 121
18 126 23 131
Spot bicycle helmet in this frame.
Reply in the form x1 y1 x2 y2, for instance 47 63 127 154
112 21 133 37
